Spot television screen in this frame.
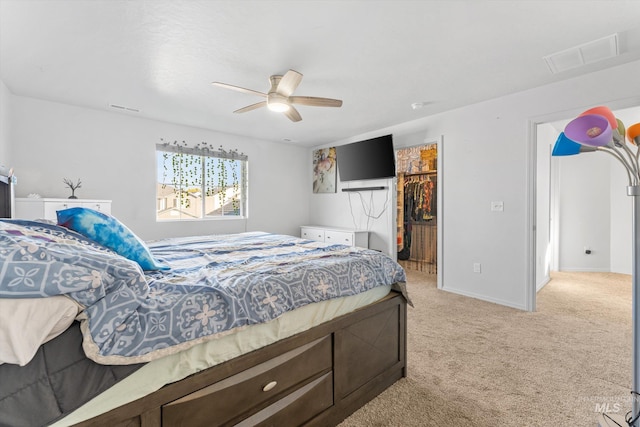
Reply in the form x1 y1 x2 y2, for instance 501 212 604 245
335 135 396 181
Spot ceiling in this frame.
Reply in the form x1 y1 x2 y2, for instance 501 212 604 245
2 1 640 147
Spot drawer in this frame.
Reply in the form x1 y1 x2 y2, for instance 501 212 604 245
81 201 111 215
236 372 333 427
162 336 332 427
43 201 83 220
324 230 353 246
301 227 325 242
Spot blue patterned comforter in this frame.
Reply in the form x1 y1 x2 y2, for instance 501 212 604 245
0 220 405 364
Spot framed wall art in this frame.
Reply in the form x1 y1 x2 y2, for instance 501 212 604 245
312 147 337 193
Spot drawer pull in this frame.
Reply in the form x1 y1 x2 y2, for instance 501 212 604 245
262 381 277 392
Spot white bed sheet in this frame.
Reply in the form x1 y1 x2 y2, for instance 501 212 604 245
53 285 392 426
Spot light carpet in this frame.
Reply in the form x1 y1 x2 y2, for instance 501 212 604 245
338 270 633 427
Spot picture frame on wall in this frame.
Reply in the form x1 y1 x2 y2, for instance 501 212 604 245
312 147 337 193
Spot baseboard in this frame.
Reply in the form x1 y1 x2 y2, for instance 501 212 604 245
536 276 551 292
558 267 610 273
440 286 527 311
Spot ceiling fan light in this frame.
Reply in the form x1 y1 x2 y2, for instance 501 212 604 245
267 102 290 112
267 92 291 112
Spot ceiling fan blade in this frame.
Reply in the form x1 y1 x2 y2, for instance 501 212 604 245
277 70 303 97
234 101 267 113
212 82 267 98
284 106 302 122
290 96 343 108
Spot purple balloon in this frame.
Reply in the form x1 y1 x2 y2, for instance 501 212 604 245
564 114 612 147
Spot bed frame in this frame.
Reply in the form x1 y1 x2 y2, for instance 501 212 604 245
72 291 407 427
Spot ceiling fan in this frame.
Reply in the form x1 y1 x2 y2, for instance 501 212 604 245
212 69 342 122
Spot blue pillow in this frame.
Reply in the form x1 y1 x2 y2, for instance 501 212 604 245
57 207 169 271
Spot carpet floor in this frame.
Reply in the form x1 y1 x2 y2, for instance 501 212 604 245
338 270 633 427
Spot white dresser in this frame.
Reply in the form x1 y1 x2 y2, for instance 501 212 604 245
300 226 369 249
15 198 112 221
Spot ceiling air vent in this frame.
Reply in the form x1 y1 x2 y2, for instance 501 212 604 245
543 33 619 74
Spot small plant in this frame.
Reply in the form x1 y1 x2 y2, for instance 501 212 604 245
63 178 82 199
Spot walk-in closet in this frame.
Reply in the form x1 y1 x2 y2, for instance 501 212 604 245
396 144 437 273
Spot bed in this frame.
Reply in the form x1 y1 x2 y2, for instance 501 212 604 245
0 210 408 427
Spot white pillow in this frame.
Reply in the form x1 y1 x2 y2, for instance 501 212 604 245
0 295 80 366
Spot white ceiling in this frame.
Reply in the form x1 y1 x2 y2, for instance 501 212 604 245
2 0 640 147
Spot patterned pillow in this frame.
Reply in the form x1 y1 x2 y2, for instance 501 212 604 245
57 207 169 271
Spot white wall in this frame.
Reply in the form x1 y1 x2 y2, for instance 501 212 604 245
556 151 611 272
0 78 11 167
311 59 640 310
10 95 310 240
610 152 633 275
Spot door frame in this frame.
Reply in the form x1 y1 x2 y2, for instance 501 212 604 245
394 135 444 289
526 98 640 312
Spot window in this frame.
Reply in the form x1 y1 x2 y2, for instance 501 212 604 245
156 143 248 221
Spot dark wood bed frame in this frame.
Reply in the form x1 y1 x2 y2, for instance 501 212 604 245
73 291 407 427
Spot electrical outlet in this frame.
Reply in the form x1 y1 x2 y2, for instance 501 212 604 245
473 263 482 273
490 201 504 212
584 246 592 255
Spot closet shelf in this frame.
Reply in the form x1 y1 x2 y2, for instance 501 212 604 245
401 171 437 177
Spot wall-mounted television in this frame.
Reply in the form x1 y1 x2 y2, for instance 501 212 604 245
335 134 396 182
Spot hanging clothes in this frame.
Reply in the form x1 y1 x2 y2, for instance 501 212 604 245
397 183 414 260
397 174 436 260
404 177 436 221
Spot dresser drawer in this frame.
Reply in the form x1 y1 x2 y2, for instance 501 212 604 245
301 227 325 242
81 201 111 215
43 201 83 220
300 226 368 249
162 336 332 427
324 230 353 246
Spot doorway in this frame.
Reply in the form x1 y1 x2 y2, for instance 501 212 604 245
530 104 638 310
396 143 438 274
